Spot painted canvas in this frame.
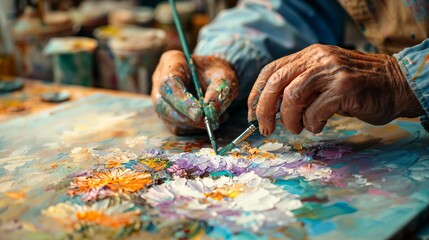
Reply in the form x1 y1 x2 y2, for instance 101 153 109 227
0 93 428 239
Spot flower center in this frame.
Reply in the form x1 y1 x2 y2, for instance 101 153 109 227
204 183 245 200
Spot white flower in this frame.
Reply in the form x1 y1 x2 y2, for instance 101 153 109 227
142 172 302 233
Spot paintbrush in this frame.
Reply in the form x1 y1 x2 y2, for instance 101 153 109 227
218 107 283 155
168 0 218 153
218 121 259 156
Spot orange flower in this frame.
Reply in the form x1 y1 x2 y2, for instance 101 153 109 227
75 210 137 228
68 168 152 198
42 201 141 230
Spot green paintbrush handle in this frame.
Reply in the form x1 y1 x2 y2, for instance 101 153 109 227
168 0 203 101
169 0 218 153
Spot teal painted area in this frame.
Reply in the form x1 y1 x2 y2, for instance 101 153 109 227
210 170 233 178
294 202 357 220
274 178 325 199
301 219 336 236
335 218 384 239
207 226 233 239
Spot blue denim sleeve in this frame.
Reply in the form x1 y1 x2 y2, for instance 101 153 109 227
394 39 429 131
194 0 346 106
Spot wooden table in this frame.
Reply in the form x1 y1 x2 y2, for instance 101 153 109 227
0 79 148 122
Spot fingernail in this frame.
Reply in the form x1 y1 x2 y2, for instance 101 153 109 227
259 127 266 136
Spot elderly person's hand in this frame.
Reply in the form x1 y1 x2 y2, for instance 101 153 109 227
152 50 238 135
248 44 425 136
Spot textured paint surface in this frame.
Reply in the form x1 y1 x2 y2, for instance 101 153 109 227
0 94 429 239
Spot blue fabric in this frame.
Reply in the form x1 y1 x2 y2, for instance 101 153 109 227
194 0 346 106
394 39 429 131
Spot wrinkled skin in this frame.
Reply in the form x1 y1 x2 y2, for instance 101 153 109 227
152 50 238 135
248 44 425 136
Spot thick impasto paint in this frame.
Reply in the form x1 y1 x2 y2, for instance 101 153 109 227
0 94 428 239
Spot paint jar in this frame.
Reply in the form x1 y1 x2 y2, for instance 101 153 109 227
108 7 154 27
12 8 75 81
44 37 97 86
154 1 195 51
109 27 166 94
93 25 122 89
0 7 19 77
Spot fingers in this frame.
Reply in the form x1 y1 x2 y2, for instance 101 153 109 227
160 75 203 121
204 78 238 126
248 52 304 122
278 68 332 134
255 60 309 135
153 51 203 122
193 55 238 125
152 52 239 133
247 59 283 122
303 91 340 133
153 95 205 129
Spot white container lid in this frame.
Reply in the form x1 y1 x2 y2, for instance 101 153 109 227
108 27 166 55
43 37 98 55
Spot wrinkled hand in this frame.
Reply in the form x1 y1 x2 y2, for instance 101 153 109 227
152 50 238 135
248 44 425 136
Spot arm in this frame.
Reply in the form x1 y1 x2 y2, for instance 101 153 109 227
394 39 429 131
151 0 347 135
195 0 347 105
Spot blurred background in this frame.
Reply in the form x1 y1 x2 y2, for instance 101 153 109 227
0 0 238 94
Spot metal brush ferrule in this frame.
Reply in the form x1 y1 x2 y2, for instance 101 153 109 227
232 123 258 145
204 117 215 141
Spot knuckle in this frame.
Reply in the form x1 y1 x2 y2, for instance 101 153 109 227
325 54 342 65
310 43 324 50
256 105 264 118
268 70 285 86
335 70 354 91
260 63 274 76
311 43 329 53
283 88 300 105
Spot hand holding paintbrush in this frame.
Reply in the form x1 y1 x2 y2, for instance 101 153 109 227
150 0 239 152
